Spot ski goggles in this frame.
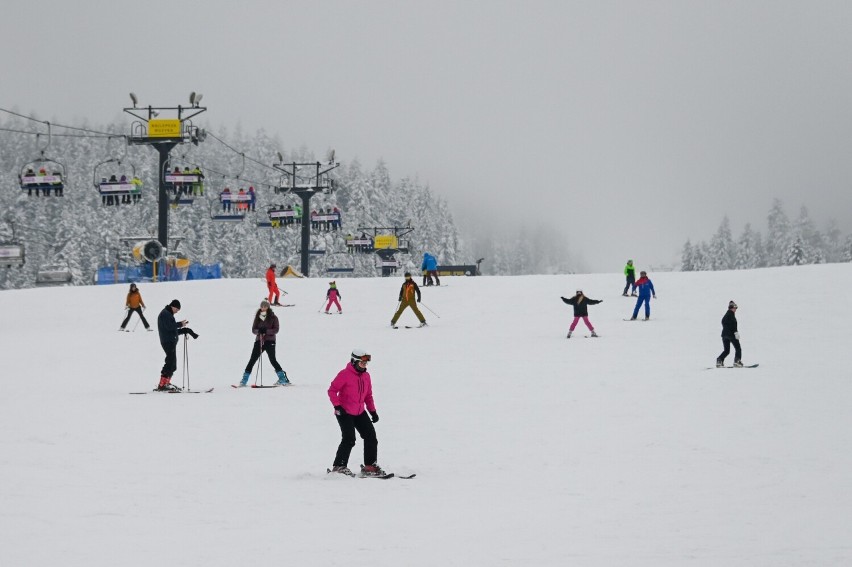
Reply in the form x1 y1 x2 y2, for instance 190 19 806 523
353 353 372 363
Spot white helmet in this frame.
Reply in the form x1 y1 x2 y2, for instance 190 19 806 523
351 349 371 365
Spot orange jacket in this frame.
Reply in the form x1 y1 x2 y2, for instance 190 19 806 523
126 290 145 309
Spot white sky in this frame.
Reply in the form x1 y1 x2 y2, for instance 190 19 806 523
3 0 852 271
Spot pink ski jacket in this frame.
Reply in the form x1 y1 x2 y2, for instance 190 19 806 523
328 363 376 416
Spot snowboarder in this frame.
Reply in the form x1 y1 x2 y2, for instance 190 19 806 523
156 299 198 391
623 259 637 296
325 281 342 314
266 263 282 305
119 283 151 331
421 252 440 286
327 349 385 477
560 290 602 338
390 272 426 328
237 299 290 387
629 271 656 320
716 300 743 367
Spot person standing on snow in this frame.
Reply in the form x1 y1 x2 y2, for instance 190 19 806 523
156 299 198 391
325 281 342 314
328 349 385 477
716 300 743 367
622 259 637 296
236 299 290 387
390 272 427 328
421 252 440 286
629 270 656 321
119 283 151 331
561 289 602 338
266 263 282 306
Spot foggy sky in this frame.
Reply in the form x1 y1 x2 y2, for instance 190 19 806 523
3 0 852 272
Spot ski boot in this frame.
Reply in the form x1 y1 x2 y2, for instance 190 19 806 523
237 372 251 387
360 463 387 477
716 360 724 368
733 360 743 368
275 370 291 386
330 465 355 476
417 321 428 328
566 331 572 339
643 316 650 321
590 331 599 337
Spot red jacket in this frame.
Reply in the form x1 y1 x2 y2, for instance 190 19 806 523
266 267 277 287
328 363 376 416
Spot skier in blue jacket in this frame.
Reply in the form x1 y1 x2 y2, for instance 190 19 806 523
421 252 439 286
629 271 656 320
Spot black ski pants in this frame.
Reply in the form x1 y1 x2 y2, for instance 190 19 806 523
333 411 377 468
244 340 283 374
160 340 177 378
120 307 150 329
623 274 636 295
718 338 742 364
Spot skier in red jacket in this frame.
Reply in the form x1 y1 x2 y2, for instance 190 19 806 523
266 263 282 306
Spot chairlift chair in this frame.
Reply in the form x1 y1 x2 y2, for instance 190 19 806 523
36 262 72 285
94 158 140 206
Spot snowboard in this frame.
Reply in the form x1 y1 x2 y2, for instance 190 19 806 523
704 363 759 370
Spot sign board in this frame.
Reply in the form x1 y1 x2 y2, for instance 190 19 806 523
148 119 182 138
373 235 399 249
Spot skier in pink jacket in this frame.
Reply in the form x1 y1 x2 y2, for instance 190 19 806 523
325 281 342 314
327 349 384 477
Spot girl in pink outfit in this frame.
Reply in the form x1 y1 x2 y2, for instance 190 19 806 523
327 349 384 477
560 290 602 338
325 281 342 314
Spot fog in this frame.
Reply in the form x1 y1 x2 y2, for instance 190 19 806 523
3 0 852 271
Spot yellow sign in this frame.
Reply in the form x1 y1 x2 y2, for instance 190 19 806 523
373 235 399 249
148 119 182 138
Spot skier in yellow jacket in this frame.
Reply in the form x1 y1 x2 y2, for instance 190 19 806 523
390 272 427 328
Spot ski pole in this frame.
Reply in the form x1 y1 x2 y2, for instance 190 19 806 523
390 301 401 320
254 336 264 386
181 334 189 391
131 312 141 332
420 301 441 318
318 299 327 313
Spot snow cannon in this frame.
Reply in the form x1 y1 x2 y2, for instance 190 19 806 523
132 240 165 263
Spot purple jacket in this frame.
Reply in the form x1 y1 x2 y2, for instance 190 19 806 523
251 310 280 343
328 363 376 416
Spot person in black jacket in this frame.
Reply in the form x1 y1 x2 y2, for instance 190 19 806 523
716 300 742 367
156 299 198 391
561 290 602 338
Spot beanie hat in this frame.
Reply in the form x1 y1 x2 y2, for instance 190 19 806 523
729 300 738 309
169 299 181 309
260 299 270 308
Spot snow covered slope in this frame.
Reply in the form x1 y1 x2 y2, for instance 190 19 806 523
1 265 850 566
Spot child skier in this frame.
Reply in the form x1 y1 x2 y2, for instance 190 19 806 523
629 270 656 320
622 259 637 296
390 272 426 328
716 300 743 367
325 281 342 314
237 299 290 387
327 349 384 477
560 290 602 338
119 283 151 331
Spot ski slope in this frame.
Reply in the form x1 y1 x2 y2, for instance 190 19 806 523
1 264 850 566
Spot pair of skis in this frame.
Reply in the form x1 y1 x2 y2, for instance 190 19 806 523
326 468 416 480
130 387 214 395
231 383 293 389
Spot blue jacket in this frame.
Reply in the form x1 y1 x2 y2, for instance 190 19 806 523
421 253 438 271
634 276 655 298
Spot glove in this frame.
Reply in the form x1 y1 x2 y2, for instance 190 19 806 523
334 405 344 416
734 332 740 340
560 296 568 303
369 411 379 423
190 331 199 339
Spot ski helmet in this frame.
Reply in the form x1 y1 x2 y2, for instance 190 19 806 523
351 349 371 365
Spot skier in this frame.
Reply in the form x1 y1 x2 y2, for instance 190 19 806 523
390 272 426 328
560 290 602 338
327 349 385 477
629 270 656 320
156 299 198 391
716 300 743 367
421 252 440 286
266 263 282 305
622 259 637 296
119 283 151 331
237 299 290 387
325 281 342 314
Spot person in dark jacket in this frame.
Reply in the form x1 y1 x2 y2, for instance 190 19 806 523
156 299 198 391
561 290 602 338
390 272 426 328
716 300 742 367
237 299 290 387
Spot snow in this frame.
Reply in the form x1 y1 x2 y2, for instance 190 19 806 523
1 265 851 566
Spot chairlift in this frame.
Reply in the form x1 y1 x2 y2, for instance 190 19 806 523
36 262 72 285
19 123 66 196
94 152 141 206
163 158 204 205
265 202 301 228
0 242 25 267
210 193 247 223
